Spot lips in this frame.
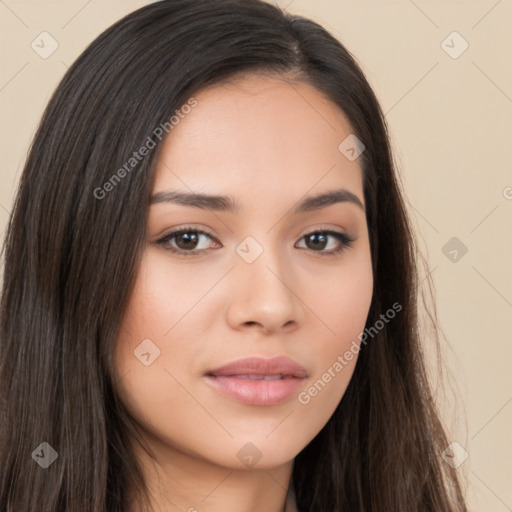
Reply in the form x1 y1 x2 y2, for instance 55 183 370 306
204 356 308 406
207 356 308 379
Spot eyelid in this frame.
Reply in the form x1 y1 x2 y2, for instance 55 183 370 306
155 225 355 257
156 225 219 253
295 229 355 257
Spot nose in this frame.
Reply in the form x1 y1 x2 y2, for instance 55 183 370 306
225 248 304 335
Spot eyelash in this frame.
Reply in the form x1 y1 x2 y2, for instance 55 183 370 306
156 225 355 258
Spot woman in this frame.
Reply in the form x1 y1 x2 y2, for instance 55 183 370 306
0 0 468 510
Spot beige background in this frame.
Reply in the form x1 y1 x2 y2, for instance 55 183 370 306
1 0 511 510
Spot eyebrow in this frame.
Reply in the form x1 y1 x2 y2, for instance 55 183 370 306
149 188 365 213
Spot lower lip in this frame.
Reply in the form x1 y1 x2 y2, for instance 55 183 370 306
205 375 305 406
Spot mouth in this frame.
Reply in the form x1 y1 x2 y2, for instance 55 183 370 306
221 374 296 380
204 356 308 406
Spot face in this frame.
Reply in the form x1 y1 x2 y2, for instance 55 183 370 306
114 74 373 471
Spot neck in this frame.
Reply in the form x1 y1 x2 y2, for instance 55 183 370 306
127 436 295 512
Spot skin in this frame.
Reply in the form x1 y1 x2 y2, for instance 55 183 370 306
114 73 373 512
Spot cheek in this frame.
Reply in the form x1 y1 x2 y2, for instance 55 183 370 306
112 247 217 402
297 250 373 418
112 265 208 455
312 246 373 351
115 249 212 352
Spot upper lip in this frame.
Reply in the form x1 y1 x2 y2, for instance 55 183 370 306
206 356 308 378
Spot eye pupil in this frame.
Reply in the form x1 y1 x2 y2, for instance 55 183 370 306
307 233 327 250
176 232 199 250
160 229 349 257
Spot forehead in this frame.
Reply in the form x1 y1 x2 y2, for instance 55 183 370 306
152 74 364 207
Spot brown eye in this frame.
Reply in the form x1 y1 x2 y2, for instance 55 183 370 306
304 232 329 250
157 227 220 256
296 230 355 256
174 231 200 250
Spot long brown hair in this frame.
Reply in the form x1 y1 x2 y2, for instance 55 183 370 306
0 0 468 510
